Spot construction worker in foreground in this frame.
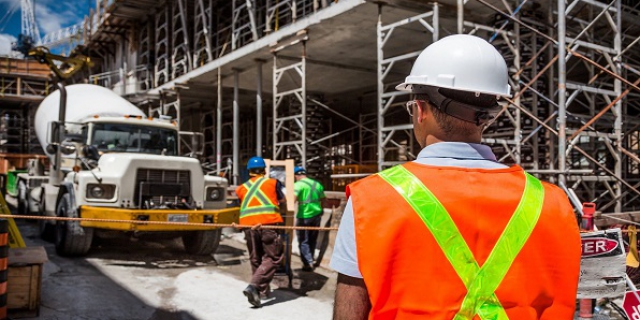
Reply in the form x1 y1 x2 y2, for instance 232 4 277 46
293 166 326 271
330 34 581 319
235 156 286 308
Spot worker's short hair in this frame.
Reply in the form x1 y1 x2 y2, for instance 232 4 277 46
413 92 484 136
249 168 266 175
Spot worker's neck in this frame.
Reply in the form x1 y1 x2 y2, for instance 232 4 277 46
424 134 482 147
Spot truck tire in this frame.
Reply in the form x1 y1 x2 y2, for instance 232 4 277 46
55 193 93 256
38 197 55 242
182 229 221 255
17 180 28 216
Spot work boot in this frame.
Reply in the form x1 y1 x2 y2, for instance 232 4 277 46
260 286 271 300
243 285 261 307
302 264 314 272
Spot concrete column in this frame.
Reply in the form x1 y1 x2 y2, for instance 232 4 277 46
457 0 464 34
233 69 240 185
256 60 263 157
216 68 222 173
557 0 567 186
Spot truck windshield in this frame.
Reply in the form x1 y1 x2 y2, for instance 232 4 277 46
91 123 178 155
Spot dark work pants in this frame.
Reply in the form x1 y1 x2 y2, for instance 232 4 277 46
244 228 283 293
296 214 322 267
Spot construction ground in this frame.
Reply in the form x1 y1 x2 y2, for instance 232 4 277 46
10 206 338 320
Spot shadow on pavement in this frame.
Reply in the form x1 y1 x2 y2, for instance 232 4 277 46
258 268 330 307
15 219 201 320
148 308 199 320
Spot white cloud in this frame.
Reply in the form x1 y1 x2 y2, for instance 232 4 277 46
35 3 68 36
0 33 16 56
0 0 19 6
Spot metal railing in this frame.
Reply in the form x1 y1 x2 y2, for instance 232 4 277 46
89 65 152 96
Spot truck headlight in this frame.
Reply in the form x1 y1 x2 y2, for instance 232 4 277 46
206 187 224 201
86 184 116 200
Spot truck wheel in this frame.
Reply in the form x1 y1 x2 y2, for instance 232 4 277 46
17 180 28 215
38 198 55 242
39 219 55 242
55 193 93 256
182 229 221 255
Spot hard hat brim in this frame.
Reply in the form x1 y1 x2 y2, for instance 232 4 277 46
395 83 512 98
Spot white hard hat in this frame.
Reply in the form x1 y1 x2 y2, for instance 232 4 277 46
396 34 511 97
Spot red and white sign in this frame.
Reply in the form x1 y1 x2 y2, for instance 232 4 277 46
623 291 640 320
581 237 619 257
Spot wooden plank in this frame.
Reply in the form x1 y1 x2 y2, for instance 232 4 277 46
8 283 32 294
7 275 32 287
7 292 30 309
265 159 295 212
8 267 33 277
29 266 40 310
9 247 48 265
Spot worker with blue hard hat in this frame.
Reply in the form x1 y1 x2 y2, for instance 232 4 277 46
247 156 266 170
235 156 286 307
293 165 325 271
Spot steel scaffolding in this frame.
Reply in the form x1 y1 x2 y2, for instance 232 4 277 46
154 3 171 87
272 42 307 166
459 0 640 215
72 0 640 213
193 0 213 68
376 3 439 170
171 0 193 80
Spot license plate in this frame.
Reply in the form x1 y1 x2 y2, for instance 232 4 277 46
168 214 188 222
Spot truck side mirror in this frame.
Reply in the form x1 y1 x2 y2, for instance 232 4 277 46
191 133 204 156
47 121 63 144
60 142 76 155
83 145 101 161
46 144 57 154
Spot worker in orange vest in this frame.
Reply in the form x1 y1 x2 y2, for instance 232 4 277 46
331 34 581 319
236 156 286 308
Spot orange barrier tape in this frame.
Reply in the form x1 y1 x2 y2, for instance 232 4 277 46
0 214 338 231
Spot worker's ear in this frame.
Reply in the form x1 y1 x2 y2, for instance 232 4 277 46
416 100 428 124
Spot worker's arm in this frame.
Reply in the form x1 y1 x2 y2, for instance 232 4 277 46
319 183 327 210
276 180 287 216
279 196 288 216
333 273 370 320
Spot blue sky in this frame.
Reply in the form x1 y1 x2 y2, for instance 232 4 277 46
0 0 91 56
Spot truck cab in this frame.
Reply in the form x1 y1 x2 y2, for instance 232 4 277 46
18 84 238 256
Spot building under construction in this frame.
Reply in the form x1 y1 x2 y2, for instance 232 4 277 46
41 0 640 219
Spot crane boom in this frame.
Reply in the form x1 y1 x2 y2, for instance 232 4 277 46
27 46 93 80
20 0 40 44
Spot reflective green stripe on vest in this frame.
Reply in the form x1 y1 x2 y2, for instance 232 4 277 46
378 165 544 320
240 177 278 217
299 179 320 204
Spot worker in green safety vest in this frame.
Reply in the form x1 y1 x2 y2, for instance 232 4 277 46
293 166 326 271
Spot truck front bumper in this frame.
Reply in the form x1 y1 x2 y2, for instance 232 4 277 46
79 206 239 231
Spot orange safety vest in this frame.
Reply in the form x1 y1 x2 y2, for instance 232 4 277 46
348 162 581 320
236 176 283 226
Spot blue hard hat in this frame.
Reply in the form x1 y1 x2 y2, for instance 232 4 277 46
247 156 266 170
294 166 306 175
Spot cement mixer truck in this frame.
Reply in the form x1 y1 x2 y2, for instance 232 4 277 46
16 84 238 256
